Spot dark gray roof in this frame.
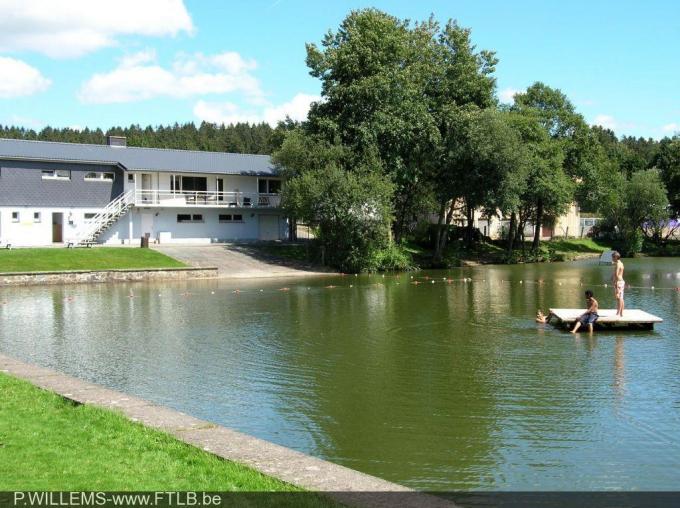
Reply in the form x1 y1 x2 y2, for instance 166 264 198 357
0 138 278 176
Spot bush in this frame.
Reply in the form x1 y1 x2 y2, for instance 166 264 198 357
370 243 417 271
281 164 395 273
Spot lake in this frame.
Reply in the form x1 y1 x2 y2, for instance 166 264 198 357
1 258 679 490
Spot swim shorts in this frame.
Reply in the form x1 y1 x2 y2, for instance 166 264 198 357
615 280 625 299
579 312 599 325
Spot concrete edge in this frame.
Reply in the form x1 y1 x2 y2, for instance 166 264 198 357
0 267 219 287
0 353 454 508
0 267 218 276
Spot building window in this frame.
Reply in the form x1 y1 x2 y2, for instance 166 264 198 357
258 179 281 194
12 211 19 222
219 214 244 223
177 214 203 223
41 169 71 180
85 172 115 182
128 174 134 182
33 212 41 223
84 213 96 221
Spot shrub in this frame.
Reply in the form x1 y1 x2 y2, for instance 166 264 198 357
371 243 417 271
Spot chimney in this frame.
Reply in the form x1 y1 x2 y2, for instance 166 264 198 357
107 135 127 148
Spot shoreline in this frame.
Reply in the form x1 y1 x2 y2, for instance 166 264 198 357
0 352 451 508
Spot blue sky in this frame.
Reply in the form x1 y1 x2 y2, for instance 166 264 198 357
0 0 678 138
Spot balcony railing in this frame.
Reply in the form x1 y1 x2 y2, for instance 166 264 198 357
134 190 281 208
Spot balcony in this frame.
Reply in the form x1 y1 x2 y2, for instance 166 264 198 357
134 190 281 208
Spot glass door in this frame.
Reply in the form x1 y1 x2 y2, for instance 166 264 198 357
216 178 224 202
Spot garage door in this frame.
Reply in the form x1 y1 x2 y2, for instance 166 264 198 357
258 215 280 240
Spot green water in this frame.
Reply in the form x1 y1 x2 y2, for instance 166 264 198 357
1 258 679 490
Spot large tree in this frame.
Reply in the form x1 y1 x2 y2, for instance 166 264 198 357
304 9 442 241
513 83 581 249
428 20 499 260
432 107 525 261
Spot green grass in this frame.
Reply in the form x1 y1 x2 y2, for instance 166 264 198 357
0 247 186 273
546 238 610 255
0 372 303 492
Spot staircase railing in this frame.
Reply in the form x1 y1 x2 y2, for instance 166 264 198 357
72 190 134 246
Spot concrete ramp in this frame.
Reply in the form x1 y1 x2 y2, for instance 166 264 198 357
154 243 332 279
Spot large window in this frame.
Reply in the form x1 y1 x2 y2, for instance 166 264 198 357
258 179 281 194
172 176 207 192
41 169 71 180
177 214 204 223
219 214 243 223
85 172 115 182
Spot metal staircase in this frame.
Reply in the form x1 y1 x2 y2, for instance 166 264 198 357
73 190 134 246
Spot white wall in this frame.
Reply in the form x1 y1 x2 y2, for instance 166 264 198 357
100 208 287 245
0 206 115 246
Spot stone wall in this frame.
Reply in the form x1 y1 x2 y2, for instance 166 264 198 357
0 267 218 286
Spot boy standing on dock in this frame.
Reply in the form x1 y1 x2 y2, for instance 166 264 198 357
571 290 599 333
612 251 625 317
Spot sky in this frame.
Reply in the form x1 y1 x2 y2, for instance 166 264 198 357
0 0 678 139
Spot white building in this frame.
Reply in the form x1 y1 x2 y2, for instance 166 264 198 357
431 202 585 240
0 136 287 247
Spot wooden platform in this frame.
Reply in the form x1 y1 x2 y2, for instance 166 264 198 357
548 308 663 330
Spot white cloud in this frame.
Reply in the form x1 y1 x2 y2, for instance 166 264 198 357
593 114 618 130
499 87 520 104
662 123 679 133
592 114 637 133
0 0 193 58
193 93 320 126
78 50 263 104
0 56 50 98
5 114 45 129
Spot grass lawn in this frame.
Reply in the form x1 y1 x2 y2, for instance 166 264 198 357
547 238 610 255
0 372 306 492
0 247 185 273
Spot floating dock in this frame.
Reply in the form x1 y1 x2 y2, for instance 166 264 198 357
548 308 663 330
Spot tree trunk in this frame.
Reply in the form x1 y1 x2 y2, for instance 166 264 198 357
433 201 447 264
393 182 415 243
465 203 475 248
288 217 297 242
532 199 543 251
433 201 456 265
507 212 517 256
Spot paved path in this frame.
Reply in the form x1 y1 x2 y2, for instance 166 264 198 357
154 243 334 279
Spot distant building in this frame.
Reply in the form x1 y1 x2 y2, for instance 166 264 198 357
0 137 286 246
435 202 590 240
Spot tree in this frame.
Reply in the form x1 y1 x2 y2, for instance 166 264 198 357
654 136 680 217
304 9 445 241
432 107 525 261
427 20 499 261
273 130 394 272
626 169 670 243
513 83 580 249
601 169 670 254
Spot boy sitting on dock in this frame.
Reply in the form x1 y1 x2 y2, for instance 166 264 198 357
571 290 599 333
612 251 625 317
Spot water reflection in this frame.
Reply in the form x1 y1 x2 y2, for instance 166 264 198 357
1 258 680 490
